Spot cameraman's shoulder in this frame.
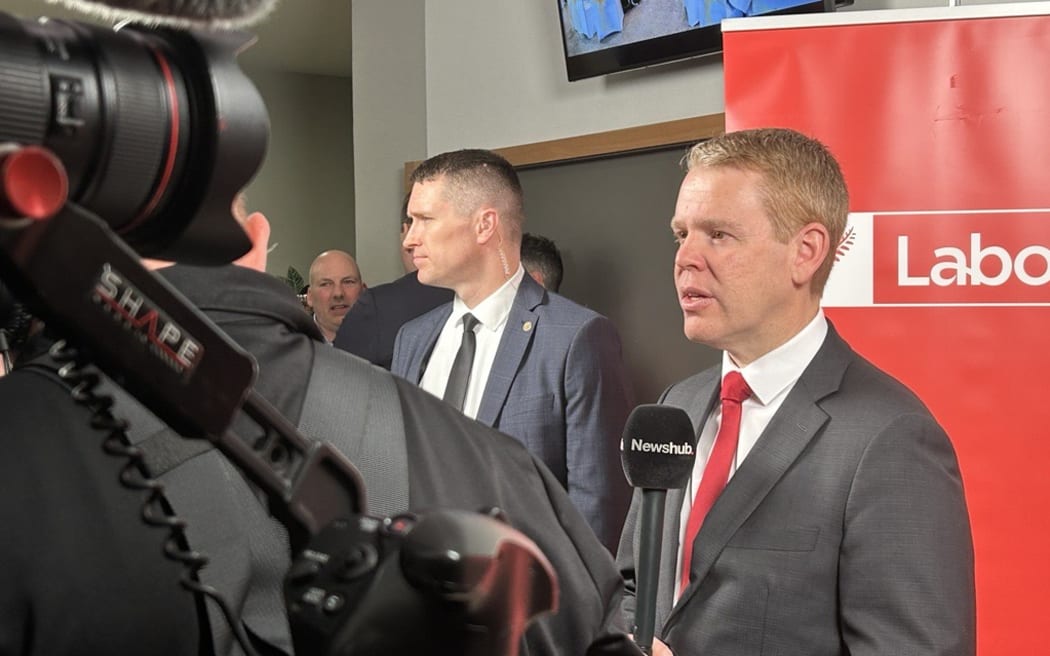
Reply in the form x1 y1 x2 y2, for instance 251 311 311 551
388 373 532 455
2 357 71 413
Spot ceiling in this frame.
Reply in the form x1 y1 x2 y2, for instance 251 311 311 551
1 0 351 77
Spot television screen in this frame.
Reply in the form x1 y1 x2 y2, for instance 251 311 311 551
557 0 839 81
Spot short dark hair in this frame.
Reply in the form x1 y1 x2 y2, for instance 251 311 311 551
408 149 525 240
521 233 563 293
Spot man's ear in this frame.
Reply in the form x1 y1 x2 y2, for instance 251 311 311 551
475 208 500 244
233 211 271 272
791 221 830 287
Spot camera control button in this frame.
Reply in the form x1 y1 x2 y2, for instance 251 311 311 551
335 544 378 581
382 513 418 536
300 587 326 608
322 594 345 615
287 558 322 585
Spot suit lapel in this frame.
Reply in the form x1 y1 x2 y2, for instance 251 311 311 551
475 277 543 426
665 324 854 628
412 306 452 384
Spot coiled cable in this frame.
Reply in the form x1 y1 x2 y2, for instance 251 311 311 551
49 339 262 656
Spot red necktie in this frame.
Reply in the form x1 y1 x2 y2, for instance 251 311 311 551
679 371 752 593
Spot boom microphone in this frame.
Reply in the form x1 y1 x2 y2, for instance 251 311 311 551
48 0 279 29
621 404 696 655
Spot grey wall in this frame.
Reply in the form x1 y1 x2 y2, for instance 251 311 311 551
518 147 720 404
242 68 354 283
351 2 428 287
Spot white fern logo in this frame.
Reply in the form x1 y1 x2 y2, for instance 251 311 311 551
835 225 857 263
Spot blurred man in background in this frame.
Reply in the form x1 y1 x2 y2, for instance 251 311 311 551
305 249 364 343
521 232 564 293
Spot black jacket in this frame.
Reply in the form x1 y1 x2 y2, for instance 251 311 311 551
0 362 205 655
1 264 635 655
332 270 452 370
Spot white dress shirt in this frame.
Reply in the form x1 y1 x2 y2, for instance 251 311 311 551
419 266 525 418
673 310 829 597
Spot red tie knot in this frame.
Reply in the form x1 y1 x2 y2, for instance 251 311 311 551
720 371 752 404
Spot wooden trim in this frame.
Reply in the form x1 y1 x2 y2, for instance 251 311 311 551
404 112 725 189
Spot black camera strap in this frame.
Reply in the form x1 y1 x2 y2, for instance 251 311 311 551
117 342 410 651
124 342 411 510
16 338 410 656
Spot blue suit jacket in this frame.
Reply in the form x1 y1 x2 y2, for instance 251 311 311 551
392 274 634 551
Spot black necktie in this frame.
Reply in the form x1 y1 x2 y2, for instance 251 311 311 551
443 313 479 411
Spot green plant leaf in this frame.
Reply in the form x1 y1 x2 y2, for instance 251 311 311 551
279 265 306 292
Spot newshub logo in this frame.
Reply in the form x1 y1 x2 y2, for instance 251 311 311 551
626 438 694 456
823 210 1050 307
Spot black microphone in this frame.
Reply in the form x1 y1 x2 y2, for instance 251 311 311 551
621 404 697 655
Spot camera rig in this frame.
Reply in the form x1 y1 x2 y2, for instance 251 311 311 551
0 11 555 656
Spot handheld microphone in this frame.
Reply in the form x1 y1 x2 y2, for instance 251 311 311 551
621 404 696 655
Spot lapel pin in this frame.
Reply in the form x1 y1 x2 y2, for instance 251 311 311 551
522 320 533 332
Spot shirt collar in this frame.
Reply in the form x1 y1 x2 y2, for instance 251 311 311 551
451 265 525 332
724 310 828 406
312 314 333 344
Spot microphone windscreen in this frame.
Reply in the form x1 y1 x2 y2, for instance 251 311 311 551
48 0 279 29
621 404 697 490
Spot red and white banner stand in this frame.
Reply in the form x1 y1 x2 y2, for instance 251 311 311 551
723 4 1050 653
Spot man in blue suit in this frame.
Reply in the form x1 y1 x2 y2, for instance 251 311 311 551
391 149 633 552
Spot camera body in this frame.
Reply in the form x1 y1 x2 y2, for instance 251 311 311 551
285 509 556 656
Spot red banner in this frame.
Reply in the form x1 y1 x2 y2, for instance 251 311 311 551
724 5 1050 653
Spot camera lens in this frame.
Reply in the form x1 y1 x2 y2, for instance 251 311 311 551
0 11 267 263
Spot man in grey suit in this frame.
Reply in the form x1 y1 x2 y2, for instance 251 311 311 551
392 148 634 552
616 128 975 655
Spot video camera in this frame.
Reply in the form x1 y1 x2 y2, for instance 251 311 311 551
0 11 555 656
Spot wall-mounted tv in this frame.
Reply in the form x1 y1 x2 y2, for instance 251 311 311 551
557 0 840 81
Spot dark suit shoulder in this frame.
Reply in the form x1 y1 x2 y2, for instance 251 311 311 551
399 300 453 338
661 365 720 405
803 326 934 417
526 289 623 346
537 289 603 317
836 351 933 415
392 373 535 463
366 272 449 308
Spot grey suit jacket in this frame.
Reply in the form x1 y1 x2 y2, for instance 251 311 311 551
616 324 976 655
102 263 637 656
392 273 634 552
